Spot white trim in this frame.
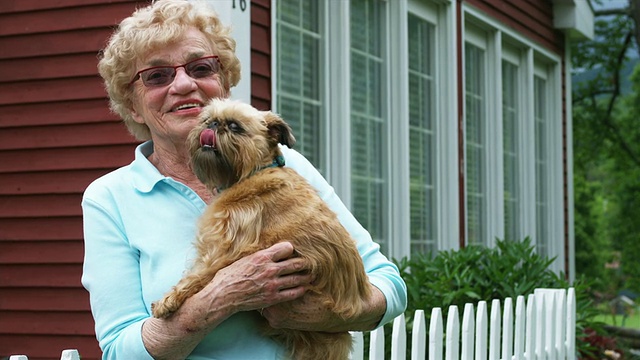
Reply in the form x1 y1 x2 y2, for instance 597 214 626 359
388 0 411 259
487 29 503 247
407 0 459 253
565 38 575 281
200 0 251 103
522 48 536 242
462 3 566 272
549 60 565 273
552 0 594 40
439 0 460 251
463 24 492 246
326 1 352 205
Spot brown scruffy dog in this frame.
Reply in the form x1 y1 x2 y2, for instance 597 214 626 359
151 98 372 360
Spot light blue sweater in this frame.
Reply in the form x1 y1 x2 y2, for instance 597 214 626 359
81 141 407 359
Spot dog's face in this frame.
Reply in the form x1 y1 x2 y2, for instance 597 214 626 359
187 98 296 190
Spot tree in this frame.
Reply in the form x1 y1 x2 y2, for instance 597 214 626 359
572 0 640 294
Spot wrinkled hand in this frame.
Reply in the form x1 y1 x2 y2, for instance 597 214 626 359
261 291 337 331
207 242 313 314
262 285 387 333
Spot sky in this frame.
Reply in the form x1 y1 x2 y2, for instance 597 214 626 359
593 0 629 10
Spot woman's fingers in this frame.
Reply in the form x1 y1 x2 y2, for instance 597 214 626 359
208 242 312 312
264 242 295 262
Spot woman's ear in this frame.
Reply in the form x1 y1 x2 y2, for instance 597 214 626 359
129 99 146 125
263 112 296 148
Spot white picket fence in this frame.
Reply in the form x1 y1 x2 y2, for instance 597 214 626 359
9 349 80 360
10 288 575 360
350 288 576 360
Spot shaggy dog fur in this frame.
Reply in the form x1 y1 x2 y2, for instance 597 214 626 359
151 98 371 360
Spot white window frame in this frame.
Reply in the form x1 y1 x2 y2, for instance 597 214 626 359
463 5 565 270
272 0 458 260
407 0 459 254
501 43 529 242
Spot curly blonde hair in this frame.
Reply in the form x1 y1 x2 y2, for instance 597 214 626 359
98 0 241 140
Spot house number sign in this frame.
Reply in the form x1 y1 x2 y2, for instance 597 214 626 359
201 0 251 103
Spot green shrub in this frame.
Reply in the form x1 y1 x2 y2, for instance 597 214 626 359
390 238 604 358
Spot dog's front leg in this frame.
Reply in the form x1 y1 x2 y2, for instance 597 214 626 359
151 262 220 319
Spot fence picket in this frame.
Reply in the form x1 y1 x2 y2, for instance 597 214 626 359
445 306 460 360
536 289 559 360
513 295 526 360
475 301 488 360
429 308 444 360
350 331 364 360
502 297 514 360
534 292 544 359
525 294 537 360
60 350 81 360
566 288 576 360
412 310 427 360
391 313 407 360
370 325 385 360
461 303 475 360
488 299 501 360
555 290 567 360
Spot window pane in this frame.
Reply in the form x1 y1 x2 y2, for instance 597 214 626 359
502 60 519 241
276 0 323 170
350 0 388 252
534 75 549 257
465 42 486 246
408 13 437 254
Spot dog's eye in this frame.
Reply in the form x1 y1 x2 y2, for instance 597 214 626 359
228 121 241 132
208 121 219 129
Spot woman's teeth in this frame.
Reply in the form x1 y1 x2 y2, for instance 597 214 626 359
174 103 200 111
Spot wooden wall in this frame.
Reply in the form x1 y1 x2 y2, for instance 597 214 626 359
466 0 564 55
0 1 149 359
0 0 273 358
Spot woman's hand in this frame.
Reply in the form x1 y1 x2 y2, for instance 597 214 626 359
204 242 314 314
142 242 312 359
261 284 387 332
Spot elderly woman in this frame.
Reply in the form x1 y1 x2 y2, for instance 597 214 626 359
81 0 407 359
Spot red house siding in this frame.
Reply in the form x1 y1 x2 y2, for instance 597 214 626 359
0 1 156 359
466 0 564 55
0 0 274 358
250 0 272 110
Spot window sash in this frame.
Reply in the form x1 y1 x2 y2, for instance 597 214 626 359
275 0 324 171
350 0 388 252
408 13 438 254
502 59 520 241
464 41 487 246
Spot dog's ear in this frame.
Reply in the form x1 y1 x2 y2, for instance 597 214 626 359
263 112 296 148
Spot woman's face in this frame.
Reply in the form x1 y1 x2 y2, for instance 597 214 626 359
129 27 227 149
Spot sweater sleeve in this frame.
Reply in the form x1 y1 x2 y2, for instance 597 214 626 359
280 146 407 327
81 184 154 360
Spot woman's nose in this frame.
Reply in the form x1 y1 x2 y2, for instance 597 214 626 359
170 67 197 92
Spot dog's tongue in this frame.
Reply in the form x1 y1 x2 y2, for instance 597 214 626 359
200 128 216 147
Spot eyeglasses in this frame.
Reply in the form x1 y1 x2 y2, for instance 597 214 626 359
129 55 222 87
